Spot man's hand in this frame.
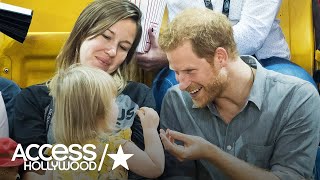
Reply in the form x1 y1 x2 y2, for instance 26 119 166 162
160 129 281 180
159 129 211 161
136 28 168 72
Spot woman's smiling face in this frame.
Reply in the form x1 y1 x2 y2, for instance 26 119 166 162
79 18 137 74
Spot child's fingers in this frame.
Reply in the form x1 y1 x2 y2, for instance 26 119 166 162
136 109 145 119
140 107 157 115
139 107 148 112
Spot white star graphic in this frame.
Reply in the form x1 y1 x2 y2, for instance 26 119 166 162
107 145 133 170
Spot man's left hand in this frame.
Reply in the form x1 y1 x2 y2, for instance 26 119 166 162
159 129 211 161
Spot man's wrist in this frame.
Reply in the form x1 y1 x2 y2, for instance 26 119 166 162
203 142 218 160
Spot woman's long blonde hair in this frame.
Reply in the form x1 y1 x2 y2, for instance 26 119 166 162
49 65 117 145
55 0 142 93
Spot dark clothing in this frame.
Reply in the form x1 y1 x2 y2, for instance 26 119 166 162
0 77 21 137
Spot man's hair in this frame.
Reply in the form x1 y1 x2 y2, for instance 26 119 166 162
49 65 117 145
56 0 142 92
159 8 238 60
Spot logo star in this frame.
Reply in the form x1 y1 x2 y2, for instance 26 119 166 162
107 145 133 170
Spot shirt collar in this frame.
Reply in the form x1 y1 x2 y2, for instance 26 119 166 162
241 55 266 110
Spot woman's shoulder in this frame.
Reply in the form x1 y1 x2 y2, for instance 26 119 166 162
21 83 50 95
125 81 150 90
16 83 51 108
122 81 151 97
122 81 155 107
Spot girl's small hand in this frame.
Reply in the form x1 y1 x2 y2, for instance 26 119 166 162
136 107 159 129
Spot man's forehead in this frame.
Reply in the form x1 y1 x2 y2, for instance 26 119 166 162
168 56 208 72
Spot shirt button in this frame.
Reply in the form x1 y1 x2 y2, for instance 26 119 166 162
227 145 232 150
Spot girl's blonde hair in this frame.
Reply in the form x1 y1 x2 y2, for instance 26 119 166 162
49 64 117 145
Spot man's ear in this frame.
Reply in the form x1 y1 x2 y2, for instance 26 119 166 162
213 47 228 68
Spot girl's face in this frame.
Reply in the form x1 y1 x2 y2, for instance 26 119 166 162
79 18 137 74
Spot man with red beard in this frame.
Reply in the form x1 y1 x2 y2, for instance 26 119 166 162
158 8 320 180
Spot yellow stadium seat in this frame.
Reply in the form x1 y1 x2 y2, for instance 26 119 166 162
0 0 92 32
316 50 320 70
0 0 93 88
0 32 68 88
277 0 315 75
